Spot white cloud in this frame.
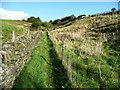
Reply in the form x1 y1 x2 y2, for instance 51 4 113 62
0 8 29 20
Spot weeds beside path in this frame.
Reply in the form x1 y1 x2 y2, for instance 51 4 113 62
13 31 71 88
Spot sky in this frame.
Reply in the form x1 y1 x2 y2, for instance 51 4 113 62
0 2 119 22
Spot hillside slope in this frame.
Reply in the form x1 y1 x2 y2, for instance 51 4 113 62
1 20 32 43
49 14 120 88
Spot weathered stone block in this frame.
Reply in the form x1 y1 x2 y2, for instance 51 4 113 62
0 51 7 64
0 32 43 89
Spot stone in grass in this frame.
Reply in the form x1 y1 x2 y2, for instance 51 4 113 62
0 51 7 64
15 51 21 55
0 76 3 82
5 41 26 49
16 42 26 48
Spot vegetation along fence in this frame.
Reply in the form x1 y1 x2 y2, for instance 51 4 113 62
0 30 43 89
48 13 120 88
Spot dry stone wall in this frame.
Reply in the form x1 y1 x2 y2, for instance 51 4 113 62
0 31 44 89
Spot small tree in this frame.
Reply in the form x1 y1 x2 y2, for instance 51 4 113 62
78 14 86 19
22 19 26 22
41 22 52 28
49 20 52 23
31 21 41 30
111 8 116 12
27 16 41 23
52 19 60 24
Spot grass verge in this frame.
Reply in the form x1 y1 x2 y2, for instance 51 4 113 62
13 31 71 88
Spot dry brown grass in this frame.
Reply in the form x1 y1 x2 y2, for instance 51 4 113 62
49 14 119 88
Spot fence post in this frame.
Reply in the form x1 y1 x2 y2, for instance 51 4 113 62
0 52 4 89
12 31 15 42
26 30 30 39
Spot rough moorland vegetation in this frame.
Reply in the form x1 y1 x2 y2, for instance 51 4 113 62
1 8 120 89
49 13 120 88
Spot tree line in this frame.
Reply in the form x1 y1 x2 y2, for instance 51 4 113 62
22 8 118 31
22 16 52 31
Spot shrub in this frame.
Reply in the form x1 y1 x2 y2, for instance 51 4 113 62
41 22 52 28
52 19 60 24
32 21 41 28
27 16 41 23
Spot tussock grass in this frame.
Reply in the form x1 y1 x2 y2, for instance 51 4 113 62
49 14 119 88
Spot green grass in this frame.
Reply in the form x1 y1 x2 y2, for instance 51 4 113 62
2 19 28 26
13 42 47 88
45 32 71 88
2 20 27 43
13 32 71 88
49 14 119 88
55 41 119 88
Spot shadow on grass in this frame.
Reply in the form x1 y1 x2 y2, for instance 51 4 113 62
46 32 71 88
12 45 47 88
13 32 71 88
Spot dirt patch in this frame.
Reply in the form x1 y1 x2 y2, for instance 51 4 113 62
24 23 32 26
16 25 24 28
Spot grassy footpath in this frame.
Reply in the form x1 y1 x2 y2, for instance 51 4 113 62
13 31 71 88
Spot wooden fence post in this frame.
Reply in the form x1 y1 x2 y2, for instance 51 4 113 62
26 30 30 39
12 31 15 42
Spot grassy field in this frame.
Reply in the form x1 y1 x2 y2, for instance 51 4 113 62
52 20 75 30
2 14 120 88
2 19 31 27
49 14 120 88
1 20 29 43
13 32 71 88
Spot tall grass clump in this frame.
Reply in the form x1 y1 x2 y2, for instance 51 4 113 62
49 14 119 88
